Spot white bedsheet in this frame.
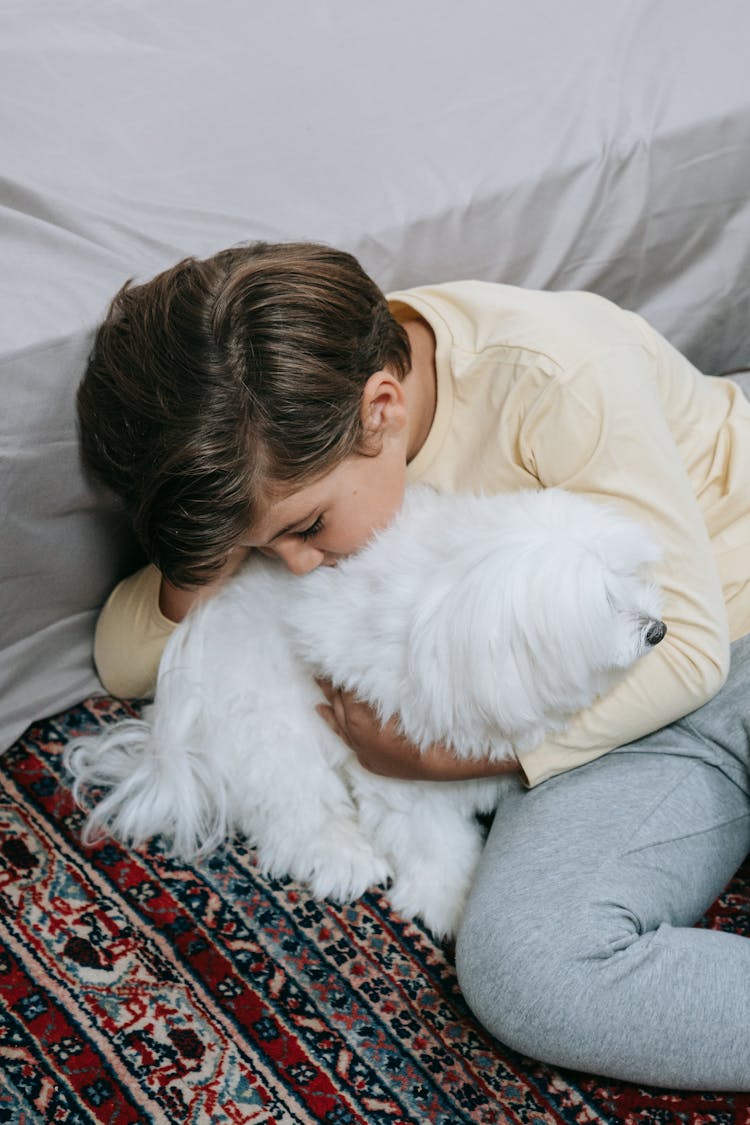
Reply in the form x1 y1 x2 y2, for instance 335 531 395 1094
2 0 750 748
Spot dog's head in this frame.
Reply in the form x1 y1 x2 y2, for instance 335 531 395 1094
405 489 665 744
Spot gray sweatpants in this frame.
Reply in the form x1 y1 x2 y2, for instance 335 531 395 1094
455 631 750 1091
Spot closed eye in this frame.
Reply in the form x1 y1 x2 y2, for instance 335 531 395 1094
297 515 325 541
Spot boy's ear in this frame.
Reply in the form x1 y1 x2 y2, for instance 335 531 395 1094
360 370 408 436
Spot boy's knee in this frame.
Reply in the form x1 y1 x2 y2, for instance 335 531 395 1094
454 896 638 1065
455 909 557 1059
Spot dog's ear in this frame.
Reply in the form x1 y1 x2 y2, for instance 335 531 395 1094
591 510 662 577
404 529 634 743
540 489 661 579
404 547 543 741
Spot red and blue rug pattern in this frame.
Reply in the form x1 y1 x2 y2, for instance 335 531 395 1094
2 696 750 1124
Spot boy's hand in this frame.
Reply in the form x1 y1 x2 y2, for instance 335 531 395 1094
315 680 520 781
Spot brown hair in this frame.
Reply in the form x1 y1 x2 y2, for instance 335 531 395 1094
78 242 411 586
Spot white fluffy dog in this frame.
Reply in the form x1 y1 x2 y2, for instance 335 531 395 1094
66 485 665 938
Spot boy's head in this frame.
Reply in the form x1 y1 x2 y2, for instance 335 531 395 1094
78 242 412 586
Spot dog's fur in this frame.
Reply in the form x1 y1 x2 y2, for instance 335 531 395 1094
66 486 665 938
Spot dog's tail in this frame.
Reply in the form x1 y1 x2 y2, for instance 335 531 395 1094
65 626 228 860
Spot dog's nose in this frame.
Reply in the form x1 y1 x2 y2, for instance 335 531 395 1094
645 620 667 646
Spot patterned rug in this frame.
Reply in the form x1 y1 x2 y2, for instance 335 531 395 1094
2 698 750 1124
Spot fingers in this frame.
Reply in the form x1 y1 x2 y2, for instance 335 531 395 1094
314 681 400 774
333 691 351 731
315 699 348 746
316 678 349 732
315 678 336 716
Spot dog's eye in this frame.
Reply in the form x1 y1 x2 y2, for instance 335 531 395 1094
297 515 325 542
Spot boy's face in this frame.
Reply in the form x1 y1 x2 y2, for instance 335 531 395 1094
242 439 407 575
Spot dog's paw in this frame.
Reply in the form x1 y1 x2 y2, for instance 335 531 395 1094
258 816 391 903
304 820 392 903
388 866 471 942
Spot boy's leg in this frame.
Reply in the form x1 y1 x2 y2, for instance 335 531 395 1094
455 633 750 1091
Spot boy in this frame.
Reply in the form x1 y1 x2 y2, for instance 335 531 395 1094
80 240 750 1087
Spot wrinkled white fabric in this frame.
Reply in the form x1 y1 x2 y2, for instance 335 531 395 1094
3 0 750 748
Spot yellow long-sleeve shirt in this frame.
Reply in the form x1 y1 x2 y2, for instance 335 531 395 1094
94 281 750 786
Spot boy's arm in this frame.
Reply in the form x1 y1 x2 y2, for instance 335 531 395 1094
94 564 177 698
316 680 520 780
95 547 250 698
514 337 729 785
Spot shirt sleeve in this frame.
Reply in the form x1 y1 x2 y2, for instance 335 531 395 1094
515 341 730 787
93 564 177 699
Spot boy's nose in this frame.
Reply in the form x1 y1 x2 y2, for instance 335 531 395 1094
271 540 325 575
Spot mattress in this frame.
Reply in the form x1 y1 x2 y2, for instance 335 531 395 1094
2 0 750 749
